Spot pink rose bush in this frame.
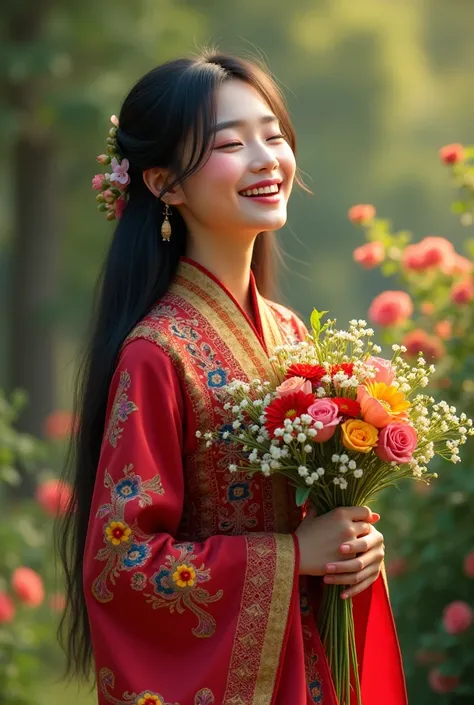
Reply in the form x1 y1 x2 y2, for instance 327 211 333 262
349 143 474 702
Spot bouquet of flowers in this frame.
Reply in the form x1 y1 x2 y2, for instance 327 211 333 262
200 311 474 705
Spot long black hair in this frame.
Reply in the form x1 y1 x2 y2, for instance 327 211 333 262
57 47 304 682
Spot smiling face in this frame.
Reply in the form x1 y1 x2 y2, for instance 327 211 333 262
174 79 297 241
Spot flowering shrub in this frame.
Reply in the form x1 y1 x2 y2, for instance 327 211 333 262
349 144 474 701
0 390 73 703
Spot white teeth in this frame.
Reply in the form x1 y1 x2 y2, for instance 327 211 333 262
240 183 280 197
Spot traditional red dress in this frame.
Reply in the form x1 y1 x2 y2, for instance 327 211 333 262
83 257 407 705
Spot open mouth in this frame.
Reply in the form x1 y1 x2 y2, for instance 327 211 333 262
238 183 281 198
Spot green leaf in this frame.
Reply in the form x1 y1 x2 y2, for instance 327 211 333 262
310 309 329 340
295 485 311 506
451 200 468 214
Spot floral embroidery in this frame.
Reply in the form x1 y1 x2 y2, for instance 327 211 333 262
218 480 259 533
131 543 223 638
99 667 214 705
92 464 164 603
305 650 324 704
105 371 138 447
207 368 227 388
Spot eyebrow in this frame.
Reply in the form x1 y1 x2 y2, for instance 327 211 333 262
213 115 279 133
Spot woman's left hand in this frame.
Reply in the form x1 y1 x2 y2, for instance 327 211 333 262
322 523 385 600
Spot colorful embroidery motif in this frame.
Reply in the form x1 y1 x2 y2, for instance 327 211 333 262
105 371 138 447
131 543 223 638
99 667 214 705
92 464 164 603
305 650 324 704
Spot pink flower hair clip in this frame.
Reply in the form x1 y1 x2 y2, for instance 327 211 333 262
92 115 130 222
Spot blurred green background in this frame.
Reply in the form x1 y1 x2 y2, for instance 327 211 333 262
1 0 474 702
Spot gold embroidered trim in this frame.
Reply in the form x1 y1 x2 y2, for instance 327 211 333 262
253 533 295 705
223 534 295 705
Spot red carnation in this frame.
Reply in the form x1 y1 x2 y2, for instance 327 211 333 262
264 391 316 438
332 397 360 418
331 363 355 378
285 363 326 384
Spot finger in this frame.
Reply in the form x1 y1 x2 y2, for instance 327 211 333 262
338 522 372 553
325 546 382 576
339 531 384 557
324 562 379 588
341 571 381 599
344 505 379 523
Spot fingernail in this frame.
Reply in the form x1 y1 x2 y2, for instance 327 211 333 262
340 544 351 553
371 513 380 522
326 564 337 573
324 576 334 583
341 593 349 600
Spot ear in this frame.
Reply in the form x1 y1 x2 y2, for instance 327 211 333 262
142 167 186 206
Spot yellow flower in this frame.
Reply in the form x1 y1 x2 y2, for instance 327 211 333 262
172 564 196 588
137 693 163 705
341 419 379 454
357 382 410 429
105 520 132 546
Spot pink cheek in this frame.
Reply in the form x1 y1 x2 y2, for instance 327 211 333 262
198 153 242 188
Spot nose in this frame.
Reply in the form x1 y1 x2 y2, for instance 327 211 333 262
249 143 279 173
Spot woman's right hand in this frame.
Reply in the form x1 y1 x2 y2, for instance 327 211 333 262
295 505 379 577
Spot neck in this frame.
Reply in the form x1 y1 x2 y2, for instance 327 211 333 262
185 237 256 318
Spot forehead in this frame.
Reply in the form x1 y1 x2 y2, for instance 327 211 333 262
215 79 274 122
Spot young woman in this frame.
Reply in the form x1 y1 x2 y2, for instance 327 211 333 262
59 50 407 705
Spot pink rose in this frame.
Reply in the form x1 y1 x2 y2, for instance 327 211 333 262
0 592 15 624
451 278 474 305
442 601 473 635
353 241 385 269
36 479 72 516
348 204 376 224
428 668 459 694
375 423 417 464
402 328 444 361
276 376 313 399
307 399 341 442
11 567 44 607
420 236 455 272
450 254 472 276
368 291 413 327
366 356 395 385
434 320 452 340
439 143 465 165
464 551 474 578
402 244 426 271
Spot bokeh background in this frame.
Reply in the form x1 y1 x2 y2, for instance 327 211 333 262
1 0 474 702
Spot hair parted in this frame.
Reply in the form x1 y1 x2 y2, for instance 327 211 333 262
57 47 304 682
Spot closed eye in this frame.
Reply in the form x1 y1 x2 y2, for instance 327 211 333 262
215 134 285 150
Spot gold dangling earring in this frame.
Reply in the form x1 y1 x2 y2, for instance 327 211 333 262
161 202 172 242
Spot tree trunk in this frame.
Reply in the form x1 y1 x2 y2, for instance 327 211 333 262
6 0 58 436
9 132 59 436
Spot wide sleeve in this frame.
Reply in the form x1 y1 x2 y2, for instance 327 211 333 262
83 338 299 705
